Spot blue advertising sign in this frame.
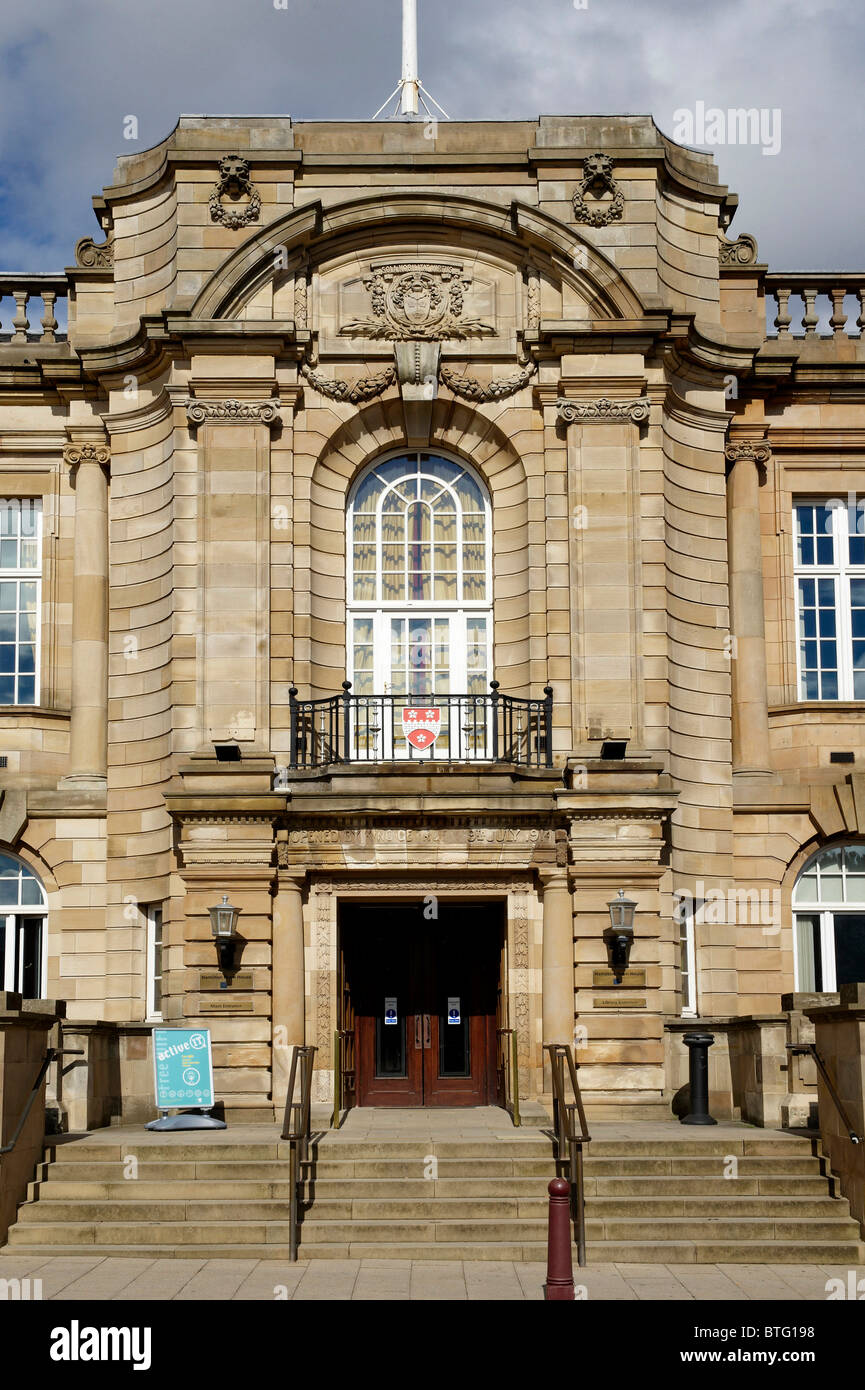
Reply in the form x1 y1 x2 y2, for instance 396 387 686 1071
153 1028 215 1110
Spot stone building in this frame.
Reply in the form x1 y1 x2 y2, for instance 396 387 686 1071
1 112 864 1123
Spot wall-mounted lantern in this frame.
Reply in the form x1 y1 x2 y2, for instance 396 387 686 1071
604 888 637 983
209 893 241 970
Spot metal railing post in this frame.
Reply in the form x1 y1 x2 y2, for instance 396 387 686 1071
288 685 299 768
542 685 554 767
332 1030 342 1130
490 680 500 760
341 681 352 762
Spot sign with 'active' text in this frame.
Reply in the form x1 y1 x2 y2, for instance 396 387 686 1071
153 1028 215 1109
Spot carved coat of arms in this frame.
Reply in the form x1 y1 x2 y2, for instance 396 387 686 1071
341 261 495 340
402 706 442 750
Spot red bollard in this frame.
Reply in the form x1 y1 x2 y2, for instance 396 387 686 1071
544 1176 575 1301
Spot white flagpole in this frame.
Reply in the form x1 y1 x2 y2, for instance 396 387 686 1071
401 0 419 116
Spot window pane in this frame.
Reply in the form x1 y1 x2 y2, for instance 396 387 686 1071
434 510 456 543
0 583 14 611
816 535 834 565
0 541 16 567
795 915 821 991
0 675 14 704
16 676 35 705
844 845 865 874
793 870 818 903
17 644 35 674
20 541 38 570
434 573 457 600
463 573 487 601
834 913 865 988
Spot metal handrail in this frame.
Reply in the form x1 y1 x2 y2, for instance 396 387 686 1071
496 1028 521 1128
280 1044 317 1262
288 681 553 769
545 1042 591 1266
787 1043 861 1145
0 1030 85 1156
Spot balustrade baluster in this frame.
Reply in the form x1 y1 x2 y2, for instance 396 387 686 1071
801 286 819 336
773 286 792 339
857 289 865 338
40 292 58 343
830 288 848 337
11 291 30 343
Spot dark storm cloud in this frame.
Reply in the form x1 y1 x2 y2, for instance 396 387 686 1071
0 0 861 270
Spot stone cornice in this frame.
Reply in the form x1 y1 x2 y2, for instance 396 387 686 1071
185 398 282 428
556 396 650 425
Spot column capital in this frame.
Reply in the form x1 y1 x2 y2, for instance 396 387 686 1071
724 439 771 467
63 441 110 468
185 397 282 429
556 396 650 427
538 867 571 892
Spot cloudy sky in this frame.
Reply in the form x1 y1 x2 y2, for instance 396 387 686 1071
0 0 861 271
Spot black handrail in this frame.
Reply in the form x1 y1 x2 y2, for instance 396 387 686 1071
288 681 553 769
280 1044 317 1262
545 1042 591 1266
787 1043 861 1144
0 1030 84 1156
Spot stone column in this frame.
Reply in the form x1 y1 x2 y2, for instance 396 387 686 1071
63 441 109 784
725 440 772 775
272 873 306 1108
540 869 575 1047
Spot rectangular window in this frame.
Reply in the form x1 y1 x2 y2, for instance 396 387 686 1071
146 904 164 1018
794 500 865 700
0 499 42 706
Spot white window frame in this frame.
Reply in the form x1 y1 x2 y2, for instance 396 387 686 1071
675 896 700 1017
346 450 495 710
793 498 865 701
145 903 164 1020
0 498 43 707
793 844 865 991
0 853 47 998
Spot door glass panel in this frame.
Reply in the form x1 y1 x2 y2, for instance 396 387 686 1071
375 1001 407 1078
16 916 43 998
833 913 865 988
438 1007 470 1078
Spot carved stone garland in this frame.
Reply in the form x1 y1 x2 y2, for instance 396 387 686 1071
300 361 397 403
572 153 624 227
209 155 261 230
439 358 537 402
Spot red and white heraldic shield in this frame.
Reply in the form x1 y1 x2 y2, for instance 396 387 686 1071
401 706 441 750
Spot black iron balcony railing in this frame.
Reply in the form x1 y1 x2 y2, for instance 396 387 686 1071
288 681 553 769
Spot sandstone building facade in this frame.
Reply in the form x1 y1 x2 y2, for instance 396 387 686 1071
1 114 864 1122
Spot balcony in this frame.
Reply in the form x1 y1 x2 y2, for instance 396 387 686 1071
288 682 553 769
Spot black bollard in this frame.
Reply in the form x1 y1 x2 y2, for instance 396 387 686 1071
680 1031 717 1126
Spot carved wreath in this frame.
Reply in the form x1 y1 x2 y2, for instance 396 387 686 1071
209 155 261 229
572 153 624 227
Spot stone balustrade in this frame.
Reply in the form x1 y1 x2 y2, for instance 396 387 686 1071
0 274 68 344
765 273 865 340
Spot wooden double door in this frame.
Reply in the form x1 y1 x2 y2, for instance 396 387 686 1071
341 904 502 1107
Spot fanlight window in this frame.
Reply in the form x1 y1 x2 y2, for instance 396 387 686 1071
793 843 865 991
349 453 489 606
0 851 46 998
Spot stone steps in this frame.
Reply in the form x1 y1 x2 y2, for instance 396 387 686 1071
4 1129 863 1264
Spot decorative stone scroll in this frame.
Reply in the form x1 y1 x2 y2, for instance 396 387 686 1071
209 155 261 229
300 362 397 403
719 233 759 267
439 358 537 402
572 153 624 227
185 398 282 428
340 261 495 341
63 442 110 466
556 397 650 426
74 233 114 269
724 441 771 464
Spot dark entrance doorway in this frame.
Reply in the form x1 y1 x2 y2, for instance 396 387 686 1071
339 901 504 1107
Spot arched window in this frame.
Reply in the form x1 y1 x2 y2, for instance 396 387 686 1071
793 843 865 990
0 851 46 998
347 452 493 698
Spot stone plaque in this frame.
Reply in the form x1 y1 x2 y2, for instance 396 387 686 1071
199 971 254 991
593 997 646 1009
592 969 646 988
199 998 255 1014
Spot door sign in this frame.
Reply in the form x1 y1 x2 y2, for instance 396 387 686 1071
447 996 461 1025
384 996 398 1025
153 1028 215 1109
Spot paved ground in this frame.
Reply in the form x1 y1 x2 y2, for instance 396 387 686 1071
0 1252 851 1300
